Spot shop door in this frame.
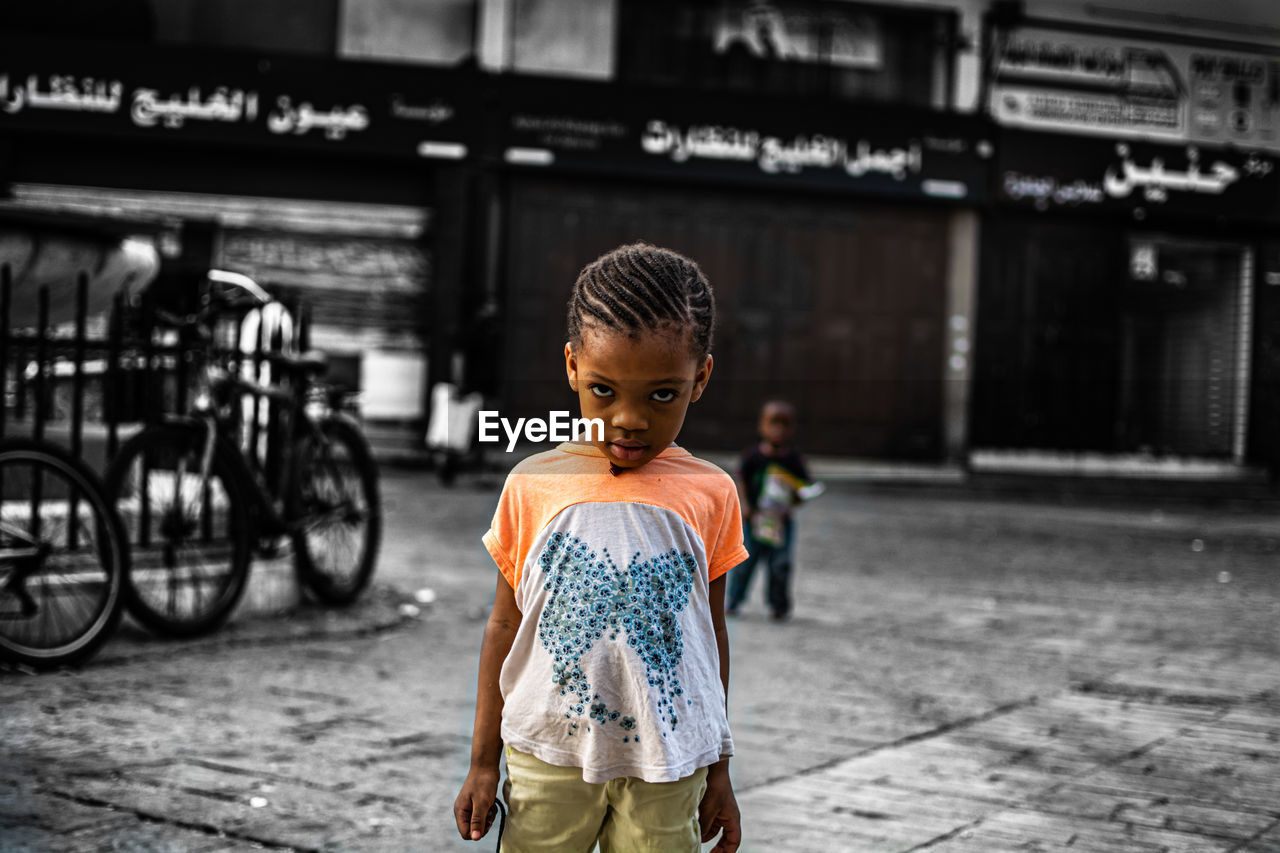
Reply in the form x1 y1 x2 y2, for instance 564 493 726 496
1119 237 1252 459
501 177 949 457
1249 242 1280 473
970 219 1125 451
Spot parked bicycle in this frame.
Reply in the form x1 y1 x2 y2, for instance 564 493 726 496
0 438 128 667
105 271 381 637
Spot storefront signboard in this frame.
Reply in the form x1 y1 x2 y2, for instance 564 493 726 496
498 78 990 201
0 37 476 161
990 24 1280 155
997 130 1280 222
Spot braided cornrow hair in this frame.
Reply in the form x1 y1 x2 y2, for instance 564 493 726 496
566 242 716 358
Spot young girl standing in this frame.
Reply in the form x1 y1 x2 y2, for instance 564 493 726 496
454 243 745 853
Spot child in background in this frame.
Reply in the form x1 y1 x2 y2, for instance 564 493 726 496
454 243 744 853
727 400 814 621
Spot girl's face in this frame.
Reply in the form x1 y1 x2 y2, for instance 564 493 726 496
564 327 713 470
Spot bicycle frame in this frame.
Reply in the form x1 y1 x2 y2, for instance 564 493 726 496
161 341 361 541
134 272 354 543
104 271 378 636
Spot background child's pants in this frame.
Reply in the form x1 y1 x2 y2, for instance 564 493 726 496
727 518 794 617
501 747 707 853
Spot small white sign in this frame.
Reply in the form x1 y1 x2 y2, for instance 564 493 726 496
504 146 555 166
417 140 467 159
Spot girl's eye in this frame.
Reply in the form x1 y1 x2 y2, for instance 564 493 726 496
589 384 614 398
651 389 678 403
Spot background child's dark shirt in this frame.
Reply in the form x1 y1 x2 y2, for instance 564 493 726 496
739 446 810 511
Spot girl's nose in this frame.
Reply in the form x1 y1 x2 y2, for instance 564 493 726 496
611 403 648 432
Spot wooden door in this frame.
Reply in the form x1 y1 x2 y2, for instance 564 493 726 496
500 177 948 458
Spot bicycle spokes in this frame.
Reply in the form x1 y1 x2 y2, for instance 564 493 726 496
106 424 251 637
0 445 124 666
291 418 380 606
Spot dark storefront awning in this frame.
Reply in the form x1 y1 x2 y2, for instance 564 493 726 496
0 35 478 162
993 129 1280 224
492 75 992 203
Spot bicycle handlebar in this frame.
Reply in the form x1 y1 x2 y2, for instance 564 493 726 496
150 270 335 413
207 270 272 305
152 270 272 330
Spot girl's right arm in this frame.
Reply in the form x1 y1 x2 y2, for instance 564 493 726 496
453 573 523 841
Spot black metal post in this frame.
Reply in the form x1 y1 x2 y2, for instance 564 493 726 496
34 286 49 444
0 265 10 440
105 292 124 459
28 286 52 542
71 273 88 462
141 292 157 425
68 273 90 549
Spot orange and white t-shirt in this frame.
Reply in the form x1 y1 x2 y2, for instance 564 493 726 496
483 442 748 784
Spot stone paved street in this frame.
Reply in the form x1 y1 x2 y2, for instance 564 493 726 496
3 467 1280 852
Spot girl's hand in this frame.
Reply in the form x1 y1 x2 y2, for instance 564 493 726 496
699 761 741 852
457 575 521 841
453 767 501 841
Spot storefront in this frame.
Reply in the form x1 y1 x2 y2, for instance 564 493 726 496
973 17 1280 470
483 75 990 458
0 35 477 444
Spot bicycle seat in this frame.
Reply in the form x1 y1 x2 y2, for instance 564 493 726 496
266 350 329 379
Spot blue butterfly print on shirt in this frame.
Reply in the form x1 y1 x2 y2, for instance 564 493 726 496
535 531 698 742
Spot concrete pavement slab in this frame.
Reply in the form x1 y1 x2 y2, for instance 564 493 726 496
736 690 1279 851
5 470 1280 851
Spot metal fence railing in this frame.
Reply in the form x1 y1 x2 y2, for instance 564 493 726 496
0 263 307 481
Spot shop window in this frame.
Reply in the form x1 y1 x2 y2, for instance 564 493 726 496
617 0 949 106
339 0 477 66
152 0 340 57
509 0 615 79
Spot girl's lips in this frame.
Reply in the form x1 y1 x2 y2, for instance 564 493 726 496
609 442 648 461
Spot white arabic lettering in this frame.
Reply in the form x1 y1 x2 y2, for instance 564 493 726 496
1003 171 1104 207
1 73 123 114
390 95 453 124
130 86 259 129
268 96 369 140
642 120 924 181
844 140 922 180
1242 153 1274 177
1103 143 1240 202
758 134 845 173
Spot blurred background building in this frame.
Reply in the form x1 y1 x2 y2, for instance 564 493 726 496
1 0 1278 476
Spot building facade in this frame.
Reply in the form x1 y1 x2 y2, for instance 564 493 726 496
970 2 1280 475
470 0 988 459
4 0 1278 472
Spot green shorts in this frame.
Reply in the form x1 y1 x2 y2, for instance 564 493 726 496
501 747 709 853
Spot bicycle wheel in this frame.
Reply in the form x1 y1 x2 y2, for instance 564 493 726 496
291 415 381 605
106 423 252 636
0 440 126 668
